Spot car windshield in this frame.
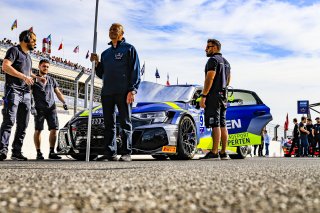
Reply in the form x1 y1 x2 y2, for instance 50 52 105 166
136 81 195 103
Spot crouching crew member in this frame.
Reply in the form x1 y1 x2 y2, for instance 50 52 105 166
32 59 68 160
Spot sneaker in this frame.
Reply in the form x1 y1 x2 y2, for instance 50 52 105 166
96 155 118 161
48 153 62 160
199 152 220 160
36 152 45 160
11 152 28 161
0 153 6 161
119 154 132 162
219 152 231 160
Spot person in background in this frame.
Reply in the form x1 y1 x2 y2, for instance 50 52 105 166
299 116 309 157
288 118 300 157
258 129 264 157
306 118 314 156
264 130 271 157
312 117 320 157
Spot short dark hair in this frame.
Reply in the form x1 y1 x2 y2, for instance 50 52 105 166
19 30 36 42
207 39 221 51
307 118 312 121
293 118 297 122
39 59 50 65
301 116 306 121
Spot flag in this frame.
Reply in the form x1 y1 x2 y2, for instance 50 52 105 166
46 34 51 42
85 50 89 59
284 113 289 131
29 27 33 32
166 73 170 86
140 62 145 76
73 45 79 53
11 19 17 31
58 42 63 50
155 68 160 79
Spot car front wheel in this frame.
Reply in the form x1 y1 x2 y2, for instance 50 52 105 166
229 146 248 159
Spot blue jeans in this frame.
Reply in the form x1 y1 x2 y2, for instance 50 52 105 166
0 87 31 155
300 134 309 156
265 143 269 156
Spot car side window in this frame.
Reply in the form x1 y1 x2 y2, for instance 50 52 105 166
228 91 258 106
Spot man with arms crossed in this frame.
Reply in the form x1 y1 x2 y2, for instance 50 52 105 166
200 39 231 160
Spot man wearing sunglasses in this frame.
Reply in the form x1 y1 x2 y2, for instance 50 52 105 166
31 59 68 160
200 39 231 160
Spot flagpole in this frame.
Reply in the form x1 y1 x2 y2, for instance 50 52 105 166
86 0 99 162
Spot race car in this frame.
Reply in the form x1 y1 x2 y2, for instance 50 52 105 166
56 81 272 160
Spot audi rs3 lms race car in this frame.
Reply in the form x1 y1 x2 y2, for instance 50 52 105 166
56 81 272 160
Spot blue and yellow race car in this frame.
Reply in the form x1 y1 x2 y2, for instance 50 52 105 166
56 81 272 160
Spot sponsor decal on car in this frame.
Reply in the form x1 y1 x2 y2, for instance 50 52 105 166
197 132 261 150
162 146 177 153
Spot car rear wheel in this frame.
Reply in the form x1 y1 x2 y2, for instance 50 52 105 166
151 155 168 160
70 154 98 161
171 116 197 160
229 146 248 159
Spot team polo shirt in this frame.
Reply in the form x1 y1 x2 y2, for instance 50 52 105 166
32 75 58 109
4 45 32 91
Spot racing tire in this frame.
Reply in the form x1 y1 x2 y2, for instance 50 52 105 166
229 146 248 159
172 116 197 160
151 155 168 160
70 154 98 161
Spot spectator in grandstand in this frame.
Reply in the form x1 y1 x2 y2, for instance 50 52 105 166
0 30 42 161
31 59 68 160
90 23 141 162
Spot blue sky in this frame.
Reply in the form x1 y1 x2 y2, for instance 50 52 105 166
1 0 320 126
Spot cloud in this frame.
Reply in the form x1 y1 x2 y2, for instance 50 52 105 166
1 0 320 126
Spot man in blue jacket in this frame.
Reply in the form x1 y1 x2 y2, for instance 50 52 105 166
91 23 141 162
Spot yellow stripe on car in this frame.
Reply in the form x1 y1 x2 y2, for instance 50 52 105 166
164 102 183 110
197 132 262 150
79 105 103 117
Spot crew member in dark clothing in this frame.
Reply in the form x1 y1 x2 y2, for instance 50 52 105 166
32 59 68 160
258 130 264 157
312 117 320 157
90 23 141 162
306 118 314 156
288 118 300 157
0 30 44 161
299 116 309 157
199 39 231 160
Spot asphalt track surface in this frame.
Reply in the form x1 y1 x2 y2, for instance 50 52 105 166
0 157 319 213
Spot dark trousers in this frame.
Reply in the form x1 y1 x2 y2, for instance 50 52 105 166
0 88 31 155
314 135 320 156
288 138 300 156
265 143 269 156
300 134 308 156
258 142 264 156
101 94 132 156
254 145 258 155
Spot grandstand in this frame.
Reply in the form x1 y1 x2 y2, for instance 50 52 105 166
0 43 102 111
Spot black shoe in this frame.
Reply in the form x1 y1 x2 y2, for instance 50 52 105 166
0 153 6 161
119 154 132 162
219 151 231 160
48 153 62 160
96 155 118 161
200 152 220 160
11 153 28 161
36 152 45 160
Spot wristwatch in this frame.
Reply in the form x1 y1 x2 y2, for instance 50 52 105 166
200 94 207 98
131 90 137 95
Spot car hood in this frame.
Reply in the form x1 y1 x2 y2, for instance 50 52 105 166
78 102 186 117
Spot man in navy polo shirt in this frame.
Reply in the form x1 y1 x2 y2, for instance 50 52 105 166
0 30 41 161
91 23 141 162
32 59 68 160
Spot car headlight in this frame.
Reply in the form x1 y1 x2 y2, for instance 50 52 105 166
133 111 168 123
